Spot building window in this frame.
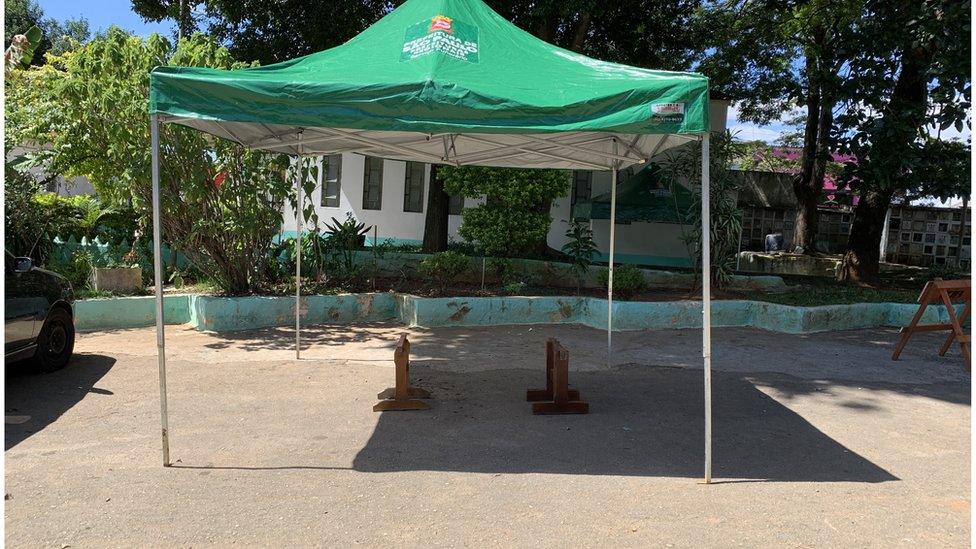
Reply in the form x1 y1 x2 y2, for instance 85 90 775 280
570 171 592 206
403 162 425 213
320 154 341 207
448 193 464 215
362 156 383 210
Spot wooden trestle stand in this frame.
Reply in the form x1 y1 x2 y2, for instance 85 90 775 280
374 334 431 411
891 278 971 366
527 338 588 414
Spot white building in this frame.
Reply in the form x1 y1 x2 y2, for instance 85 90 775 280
284 100 729 266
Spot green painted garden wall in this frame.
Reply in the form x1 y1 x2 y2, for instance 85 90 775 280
74 293 959 335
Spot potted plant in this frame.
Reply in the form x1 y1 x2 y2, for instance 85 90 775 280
90 247 143 293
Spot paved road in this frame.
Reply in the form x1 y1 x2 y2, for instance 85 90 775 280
5 324 970 547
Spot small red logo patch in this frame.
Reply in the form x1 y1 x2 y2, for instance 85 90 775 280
429 15 453 34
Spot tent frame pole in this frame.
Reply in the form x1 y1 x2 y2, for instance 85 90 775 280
607 138 618 366
295 131 304 360
701 132 712 484
151 114 171 467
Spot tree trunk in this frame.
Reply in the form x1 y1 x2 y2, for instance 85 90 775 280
838 189 892 284
792 36 834 254
567 12 591 51
422 164 449 253
839 39 930 282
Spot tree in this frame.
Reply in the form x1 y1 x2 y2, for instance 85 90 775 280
6 29 296 294
698 0 860 254
440 166 568 257
421 164 450 253
4 0 90 64
131 0 392 65
4 146 47 259
130 0 201 39
835 0 971 283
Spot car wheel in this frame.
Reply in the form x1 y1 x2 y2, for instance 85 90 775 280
33 307 75 372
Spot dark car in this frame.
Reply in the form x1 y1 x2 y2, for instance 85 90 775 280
5 253 75 371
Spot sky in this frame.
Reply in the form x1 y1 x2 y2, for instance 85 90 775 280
39 0 170 37
38 0 972 149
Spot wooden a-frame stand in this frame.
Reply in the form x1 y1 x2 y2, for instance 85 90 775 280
374 334 431 411
527 338 588 414
892 278 971 366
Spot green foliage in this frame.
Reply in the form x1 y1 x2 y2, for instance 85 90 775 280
47 248 94 289
418 251 469 292
487 257 520 286
833 0 970 281
271 214 373 289
502 281 527 296
5 0 89 65
323 213 371 274
31 193 138 244
755 284 917 306
6 29 296 294
3 149 47 259
131 0 390 65
925 263 968 282
441 166 568 258
659 131 742 287
598 264 647 300
560 221 597 293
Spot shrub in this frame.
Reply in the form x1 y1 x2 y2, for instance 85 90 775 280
926 263 967 281
47 249 94 289
502 281 527 295
440 166 568 257
488 257 520 285
598 264 648 300
419 251 469 291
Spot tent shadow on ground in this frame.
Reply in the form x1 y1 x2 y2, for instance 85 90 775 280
351 364 899 483
5 353 117 450
199 324 396 353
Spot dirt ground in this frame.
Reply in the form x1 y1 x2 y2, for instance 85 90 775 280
5 323 971 547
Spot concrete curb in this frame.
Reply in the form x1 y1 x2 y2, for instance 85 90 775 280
74 293 962 335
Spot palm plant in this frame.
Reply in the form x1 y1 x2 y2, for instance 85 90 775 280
560 221 597 293
659 130 743 288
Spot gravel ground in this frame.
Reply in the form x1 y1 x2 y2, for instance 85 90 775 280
5 323 971 547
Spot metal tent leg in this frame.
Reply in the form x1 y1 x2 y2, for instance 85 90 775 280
701 133 712 484
295 132 304 360
150 115 171 467
606 139 618 366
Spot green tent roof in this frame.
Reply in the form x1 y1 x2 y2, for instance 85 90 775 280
575 164 696 224
149 0 709 169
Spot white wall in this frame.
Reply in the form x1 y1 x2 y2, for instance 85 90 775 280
282 154 468 243
286 99 728 264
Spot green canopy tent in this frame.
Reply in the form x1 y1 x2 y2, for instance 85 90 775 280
148 0 715 481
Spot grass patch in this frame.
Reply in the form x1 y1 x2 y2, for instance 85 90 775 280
754 284 919 306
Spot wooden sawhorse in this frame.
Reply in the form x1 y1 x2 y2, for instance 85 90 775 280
527 338 588 414
892 278 971 366
374 334 431 411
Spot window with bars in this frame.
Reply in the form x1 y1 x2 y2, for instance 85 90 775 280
320 154 342 207
570 171 592 206
403 162 425 213
362 156 384 210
